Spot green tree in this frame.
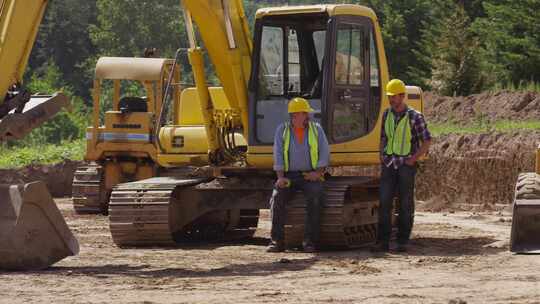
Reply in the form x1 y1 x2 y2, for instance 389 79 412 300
17 62 89 146
366 0 438 86
90 0 186 58
28 0 97 99
430 5 487 96
473 0 540 85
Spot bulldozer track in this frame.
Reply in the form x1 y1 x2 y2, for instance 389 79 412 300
72 163 106 214
109 178 201 247
284 176 379 249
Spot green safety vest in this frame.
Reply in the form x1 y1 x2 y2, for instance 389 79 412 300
283 121 319 172
384 109 412 156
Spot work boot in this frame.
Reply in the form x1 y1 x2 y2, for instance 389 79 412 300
371 242 389 253
302 241 317 253
395 243 409 253
267 240 285 253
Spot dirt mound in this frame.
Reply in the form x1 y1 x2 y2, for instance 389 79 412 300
416 131 539 211
0 160 82 197
424 91 540 123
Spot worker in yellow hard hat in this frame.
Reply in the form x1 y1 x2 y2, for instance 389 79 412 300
373 79 432 253
267 97 330 253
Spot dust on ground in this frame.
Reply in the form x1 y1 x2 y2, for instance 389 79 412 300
1 199 539 304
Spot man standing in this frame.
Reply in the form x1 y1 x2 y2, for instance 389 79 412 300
375 79 431 253
268 97 330 253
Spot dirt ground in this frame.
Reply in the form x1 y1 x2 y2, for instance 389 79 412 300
1 199 539 304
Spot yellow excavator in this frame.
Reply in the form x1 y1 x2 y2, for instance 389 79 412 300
0 0 78 270
108 1 425 249
510 145 540 253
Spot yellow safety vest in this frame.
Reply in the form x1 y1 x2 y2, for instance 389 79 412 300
283 121 319 172
384 109 412 156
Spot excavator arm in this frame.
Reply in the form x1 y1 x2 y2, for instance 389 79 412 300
0 0 78 270
0 0 69 141
179 0 252 161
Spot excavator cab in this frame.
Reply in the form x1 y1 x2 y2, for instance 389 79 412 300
251 12 374 143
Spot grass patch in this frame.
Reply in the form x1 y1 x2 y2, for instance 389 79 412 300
0 139 85 169
431 120 540 136
491 80 540 93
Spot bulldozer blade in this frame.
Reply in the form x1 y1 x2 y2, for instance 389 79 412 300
0 181 79 270
0 92 70 142
510 199 540 253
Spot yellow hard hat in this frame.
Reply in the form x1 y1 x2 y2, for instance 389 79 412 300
386 79 406 96
288 97 314 113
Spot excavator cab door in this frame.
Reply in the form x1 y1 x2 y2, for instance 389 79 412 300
323 16 380 144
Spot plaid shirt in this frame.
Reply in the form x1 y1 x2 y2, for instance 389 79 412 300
380 106 431 169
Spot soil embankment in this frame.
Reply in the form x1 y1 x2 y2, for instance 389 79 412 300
0 160 82 197
417 91 540 210
416 131 539 211
424 91 540 123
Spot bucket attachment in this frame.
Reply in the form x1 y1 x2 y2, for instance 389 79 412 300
510 173 540 253
0 92 70 141
0 182 79 270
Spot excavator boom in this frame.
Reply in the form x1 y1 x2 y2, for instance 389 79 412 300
0 0 70 141
0 0 78 270
181 0 252 154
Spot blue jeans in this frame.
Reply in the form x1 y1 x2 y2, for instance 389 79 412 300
270 172 323 245
378 164 416 245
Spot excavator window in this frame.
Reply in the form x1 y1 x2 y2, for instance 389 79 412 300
252 14 328 144
330 22 367 142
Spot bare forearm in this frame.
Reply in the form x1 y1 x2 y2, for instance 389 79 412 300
276 170 285 179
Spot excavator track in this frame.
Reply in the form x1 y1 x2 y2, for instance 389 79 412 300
72 163 107 214
109 176 269 247
109 174 378 249
284 176 379 249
